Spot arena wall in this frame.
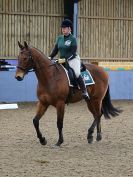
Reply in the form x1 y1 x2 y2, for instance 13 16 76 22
78 0 133 63
0 0 64 59
0 70 133 102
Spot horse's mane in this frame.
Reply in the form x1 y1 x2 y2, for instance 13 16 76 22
31 46 49 60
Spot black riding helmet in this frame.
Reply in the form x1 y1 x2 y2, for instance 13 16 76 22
61 19 73 29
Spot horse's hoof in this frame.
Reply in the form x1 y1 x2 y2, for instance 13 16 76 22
55 140 63 147
55 142 61 146
96 134 102 141
87 135 93 144
40 137 47 145
88 138 93 144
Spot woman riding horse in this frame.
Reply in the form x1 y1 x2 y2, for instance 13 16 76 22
49 19 89 100
15 41 121 146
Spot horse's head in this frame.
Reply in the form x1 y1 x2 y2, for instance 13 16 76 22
15 41 34 81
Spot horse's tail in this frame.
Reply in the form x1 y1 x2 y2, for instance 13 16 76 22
102 86 122 119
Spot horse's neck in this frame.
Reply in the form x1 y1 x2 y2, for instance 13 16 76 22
32 48 52 83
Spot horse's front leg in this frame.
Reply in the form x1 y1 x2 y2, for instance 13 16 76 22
55 101 65 146
33 101 49 145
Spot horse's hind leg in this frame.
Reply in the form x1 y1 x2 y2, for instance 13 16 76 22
87 100 102 143
33 101 48 145
96 117 102 141
56 101 65 146
87 118 97 143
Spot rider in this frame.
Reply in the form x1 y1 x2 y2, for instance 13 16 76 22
49 19 89 100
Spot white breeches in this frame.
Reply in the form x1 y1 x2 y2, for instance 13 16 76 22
68 55 81 78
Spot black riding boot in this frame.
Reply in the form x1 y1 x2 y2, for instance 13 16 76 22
77 75 90 100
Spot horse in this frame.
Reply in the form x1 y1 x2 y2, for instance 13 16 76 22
15 41 121 146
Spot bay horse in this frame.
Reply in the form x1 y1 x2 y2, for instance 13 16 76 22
15 41 121 146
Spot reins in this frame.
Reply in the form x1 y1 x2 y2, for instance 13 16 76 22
18 47 62 74
48 60 60 70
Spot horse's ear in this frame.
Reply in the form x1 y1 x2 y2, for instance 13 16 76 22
24 41 28 49
18 41 24 49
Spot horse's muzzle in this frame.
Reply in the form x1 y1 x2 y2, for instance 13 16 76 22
15 75 24 81
15 71 25 81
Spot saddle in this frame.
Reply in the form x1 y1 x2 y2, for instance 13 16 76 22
50 59 94 103
62 62 86 88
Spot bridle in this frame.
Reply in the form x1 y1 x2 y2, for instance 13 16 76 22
17 48 35 74
17 47 61 74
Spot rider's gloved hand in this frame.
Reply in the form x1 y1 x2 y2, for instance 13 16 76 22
48 57 57 64
58 58 66 64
